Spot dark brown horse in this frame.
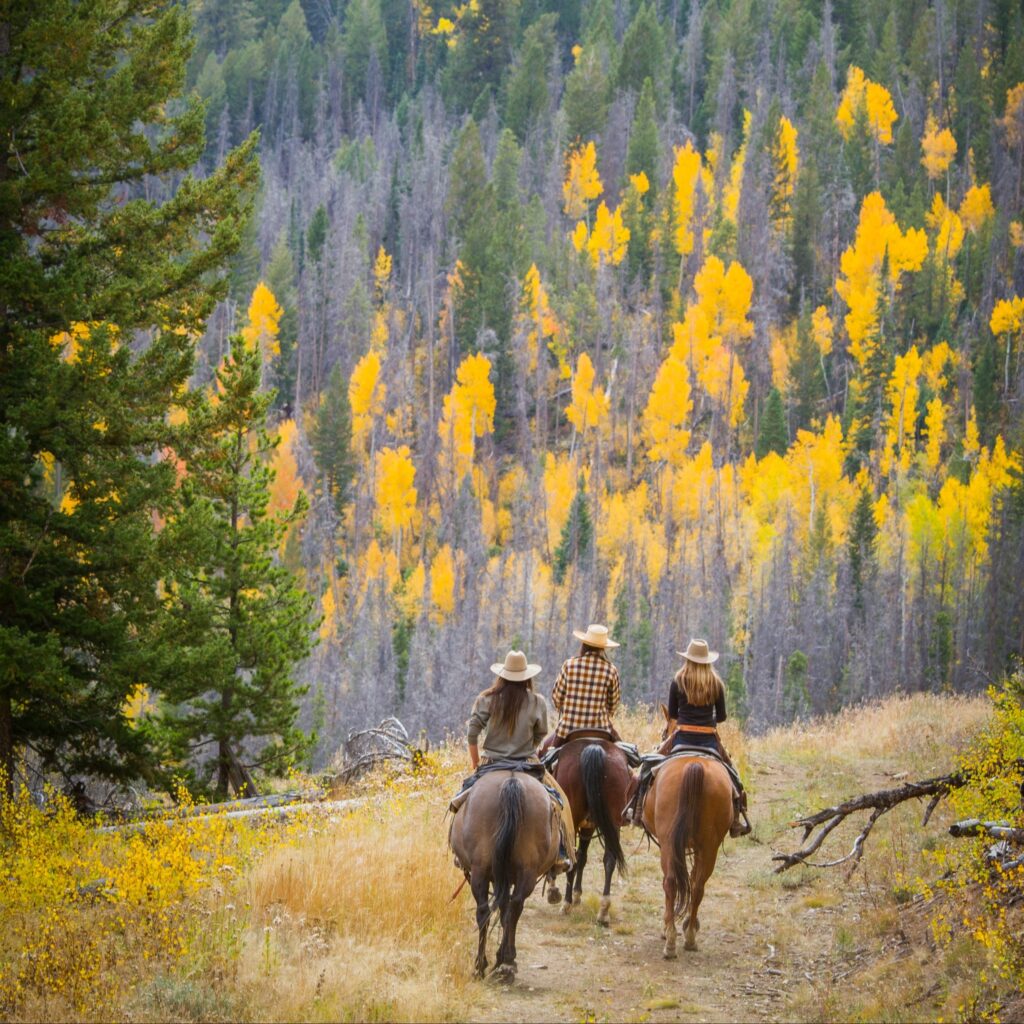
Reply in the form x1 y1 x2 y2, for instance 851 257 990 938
548 738 631 925
449 770 560 980
641 752 733 956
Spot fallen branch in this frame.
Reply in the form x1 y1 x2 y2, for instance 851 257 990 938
772 771 965 875
949 819 1024 843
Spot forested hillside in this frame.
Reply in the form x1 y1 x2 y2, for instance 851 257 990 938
183 0 1024 757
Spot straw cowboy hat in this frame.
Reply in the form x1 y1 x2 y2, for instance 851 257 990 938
677 638 719 664
572 623 620 649
490 650 542 682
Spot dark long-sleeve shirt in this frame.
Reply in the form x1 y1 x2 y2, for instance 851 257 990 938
668 679 727 729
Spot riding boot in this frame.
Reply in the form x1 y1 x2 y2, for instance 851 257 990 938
730 789 752 838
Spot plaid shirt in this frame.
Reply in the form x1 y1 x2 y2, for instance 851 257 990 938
551 652 621 738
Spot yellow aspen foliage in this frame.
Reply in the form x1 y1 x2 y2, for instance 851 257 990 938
437 352 496 488
359 538 400 594
836 192 927 359
429 544 457 623
349 350 386 453
319 584 337 641
721 111 751 227
661 440 715 526
769 323 796 391
999 83 1024 147
395 560 426 622
598 483 649 563
958 184 994 233
241 282 283 360
641 354 692 465
565 352 610 433
563 141 603 219
543 453 578 552
373 246 392 300
573 201 630 267
926 193 965 261
629 171 650 195
374 445 419 548
1010 220 1024 248
921 114 958 178
880 346 923 476
922 340 957 391
924 397 947 471
771 115 799 224
989 295 1024 336
963 408 981 461
521 264 565 375
690 255 755 346
268 419 301 515
811 305 833 356
836 65 898 143
671 141 712 257
122 683 155 723
50 321 97 363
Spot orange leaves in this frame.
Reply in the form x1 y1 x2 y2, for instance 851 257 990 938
563 141 602 220
836 65 898 144
565 352 609 434
349 351 386 454
641 353 692 465
242 282 283 361
921 114 957 179
268 418 302 515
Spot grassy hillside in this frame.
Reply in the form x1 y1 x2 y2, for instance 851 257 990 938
3 692 1021 1023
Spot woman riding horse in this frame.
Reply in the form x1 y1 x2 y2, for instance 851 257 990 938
449 651 575 978
663 638 751 837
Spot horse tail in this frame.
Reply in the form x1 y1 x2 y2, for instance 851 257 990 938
580 744 628 876
669 761 704 919
490 776 525 919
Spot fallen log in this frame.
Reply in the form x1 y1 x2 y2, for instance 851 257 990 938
772 771 966 875
948 819 1024 843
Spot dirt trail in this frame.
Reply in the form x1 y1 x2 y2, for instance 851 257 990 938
464 752 879 1024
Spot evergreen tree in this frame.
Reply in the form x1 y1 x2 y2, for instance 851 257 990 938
848 485 878 617
790 313 827 431
0 0 258 791
306 205 329 265
505 14 557 142
310 364 357 519
626 77 660 192
553 480 593 584
562 46 610 143
616 3 665 98
756 387 789 458
158 336 317 798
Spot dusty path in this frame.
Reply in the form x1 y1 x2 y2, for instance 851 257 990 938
463 750 892 1024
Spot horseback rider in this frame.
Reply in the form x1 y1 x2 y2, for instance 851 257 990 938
663 638 751 837
540 624 623 754
462 650 575 871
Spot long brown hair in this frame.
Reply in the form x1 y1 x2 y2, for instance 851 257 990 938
579 642 610 661
481 676 533 734
676 661 724 707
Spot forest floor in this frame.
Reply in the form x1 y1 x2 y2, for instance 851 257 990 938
462 701 989 1024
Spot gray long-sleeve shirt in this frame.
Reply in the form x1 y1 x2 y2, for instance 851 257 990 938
467 689 549 761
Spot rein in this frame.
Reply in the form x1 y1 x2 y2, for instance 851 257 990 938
448 875 468 902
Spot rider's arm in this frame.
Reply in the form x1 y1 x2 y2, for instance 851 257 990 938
607 664 621 715
466 695 489 767
667 679 680 721
551 663 567 711
715 687 728 724
469 742 480 769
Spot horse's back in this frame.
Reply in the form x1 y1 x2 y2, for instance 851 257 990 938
451 771 556 876
647 755 733 846
554 738 632 826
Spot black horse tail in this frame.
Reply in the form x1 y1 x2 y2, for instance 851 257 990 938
669 761 704 919
490 776 525 919
580 744 627 876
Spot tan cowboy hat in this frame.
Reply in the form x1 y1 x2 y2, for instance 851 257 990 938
572 623 620 649
677 638 719 664
490 650 542 682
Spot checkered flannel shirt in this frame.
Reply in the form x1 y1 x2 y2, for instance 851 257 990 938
551 652 621 738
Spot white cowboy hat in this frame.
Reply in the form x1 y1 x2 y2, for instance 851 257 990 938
677 638 719 664
572 623 620 649
490 650 542 682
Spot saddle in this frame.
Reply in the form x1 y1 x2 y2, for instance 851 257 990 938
541 735 642 770
448 758 562 816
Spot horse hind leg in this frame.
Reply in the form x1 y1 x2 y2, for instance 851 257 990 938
494 872 530 982
564 831 591 914
661 870 678 959
470 873 491 978
597 840 617 927
684 853 713 951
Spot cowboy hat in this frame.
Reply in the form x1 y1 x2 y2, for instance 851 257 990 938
490 650 542 682
677 638 719 664
572 623 620 649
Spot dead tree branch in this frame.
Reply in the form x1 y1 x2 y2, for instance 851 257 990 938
772 771 966 875
949 819 1024 843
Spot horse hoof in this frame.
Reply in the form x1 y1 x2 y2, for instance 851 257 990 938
662 948 677 960
547 887 562 904
490 963 516 984
597 917 610 928
561 901 573 916
684 940 698 952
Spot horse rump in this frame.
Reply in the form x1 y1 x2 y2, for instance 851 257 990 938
669 760 705 918
489 775 525 919
579 743 627 875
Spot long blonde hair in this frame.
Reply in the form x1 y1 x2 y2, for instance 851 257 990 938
676 661 724 707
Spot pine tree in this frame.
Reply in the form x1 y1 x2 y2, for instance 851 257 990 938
553 480 593 584
848 486 878 617
158 336 317 798
310 364 357 518
626 77 660 192
0 0 258 791
505 14 557 142
617 3 665 97
756 387 789 458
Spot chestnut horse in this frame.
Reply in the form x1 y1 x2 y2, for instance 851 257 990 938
549 738 631 925
449 769 560 980
641 753 733 956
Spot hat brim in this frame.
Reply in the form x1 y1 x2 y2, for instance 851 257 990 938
573 629 620 649
491 663 542 681
677 650 719 664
